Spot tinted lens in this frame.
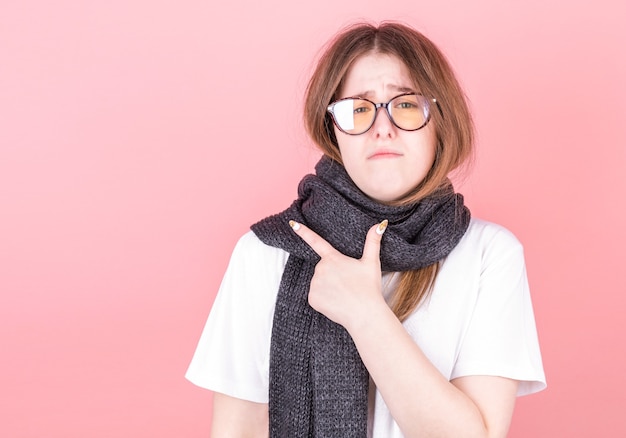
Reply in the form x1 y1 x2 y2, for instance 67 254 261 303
331 98 375 134
388 94 429 130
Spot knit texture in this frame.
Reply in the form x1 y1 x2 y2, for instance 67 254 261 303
251 156 471 437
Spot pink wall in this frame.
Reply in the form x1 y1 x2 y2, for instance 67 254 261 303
1 0 624 436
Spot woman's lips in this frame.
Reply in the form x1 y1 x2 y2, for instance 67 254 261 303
368 150 403 159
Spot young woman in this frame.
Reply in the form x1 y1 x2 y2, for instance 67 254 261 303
187 21 546 437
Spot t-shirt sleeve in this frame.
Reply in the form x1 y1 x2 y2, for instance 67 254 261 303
185 231 287 403
450 227 547 396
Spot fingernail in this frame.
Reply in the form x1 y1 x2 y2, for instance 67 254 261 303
376 219 388 235
289 220 301 231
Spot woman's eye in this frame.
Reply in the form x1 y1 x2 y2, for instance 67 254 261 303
354 106 370 114
396 101 417 109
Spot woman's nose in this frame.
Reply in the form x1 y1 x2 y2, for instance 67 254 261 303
371 106 395 138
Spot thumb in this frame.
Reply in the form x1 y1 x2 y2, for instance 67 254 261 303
361 220 388 263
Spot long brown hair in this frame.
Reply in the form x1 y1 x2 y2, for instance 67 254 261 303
303 22 475 321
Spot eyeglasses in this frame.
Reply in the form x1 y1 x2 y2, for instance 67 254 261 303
327 93 436 135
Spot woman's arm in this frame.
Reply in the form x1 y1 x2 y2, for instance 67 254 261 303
210 392 268 438
349 298 518 437
292 220 518 438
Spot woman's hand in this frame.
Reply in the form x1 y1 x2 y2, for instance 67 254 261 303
289 219 518 437
289 219 388 330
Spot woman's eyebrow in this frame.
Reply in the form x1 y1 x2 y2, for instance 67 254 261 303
355 85 417 98
390 85 417 93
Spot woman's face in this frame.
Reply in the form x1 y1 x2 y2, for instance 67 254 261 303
334 53 437 203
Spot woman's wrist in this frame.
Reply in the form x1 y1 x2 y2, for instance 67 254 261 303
344 292 393 336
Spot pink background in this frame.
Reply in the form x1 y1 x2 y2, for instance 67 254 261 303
1 0 625 436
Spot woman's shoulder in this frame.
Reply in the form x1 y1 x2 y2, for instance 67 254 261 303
442 218 526 273
459 218 524 255
212 230 289 319
228 230 290 273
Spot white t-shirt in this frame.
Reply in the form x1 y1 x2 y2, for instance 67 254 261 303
186 218 546 437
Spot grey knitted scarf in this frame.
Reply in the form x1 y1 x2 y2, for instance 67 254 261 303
251 156 470 437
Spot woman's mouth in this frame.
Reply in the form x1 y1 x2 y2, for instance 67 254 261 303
368 149 403 159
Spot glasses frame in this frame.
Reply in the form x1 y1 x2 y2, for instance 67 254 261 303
326 92 437 135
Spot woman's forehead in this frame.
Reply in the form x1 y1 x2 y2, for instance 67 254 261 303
339 53 417 98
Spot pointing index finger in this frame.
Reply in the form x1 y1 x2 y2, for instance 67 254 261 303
289 220 337 258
